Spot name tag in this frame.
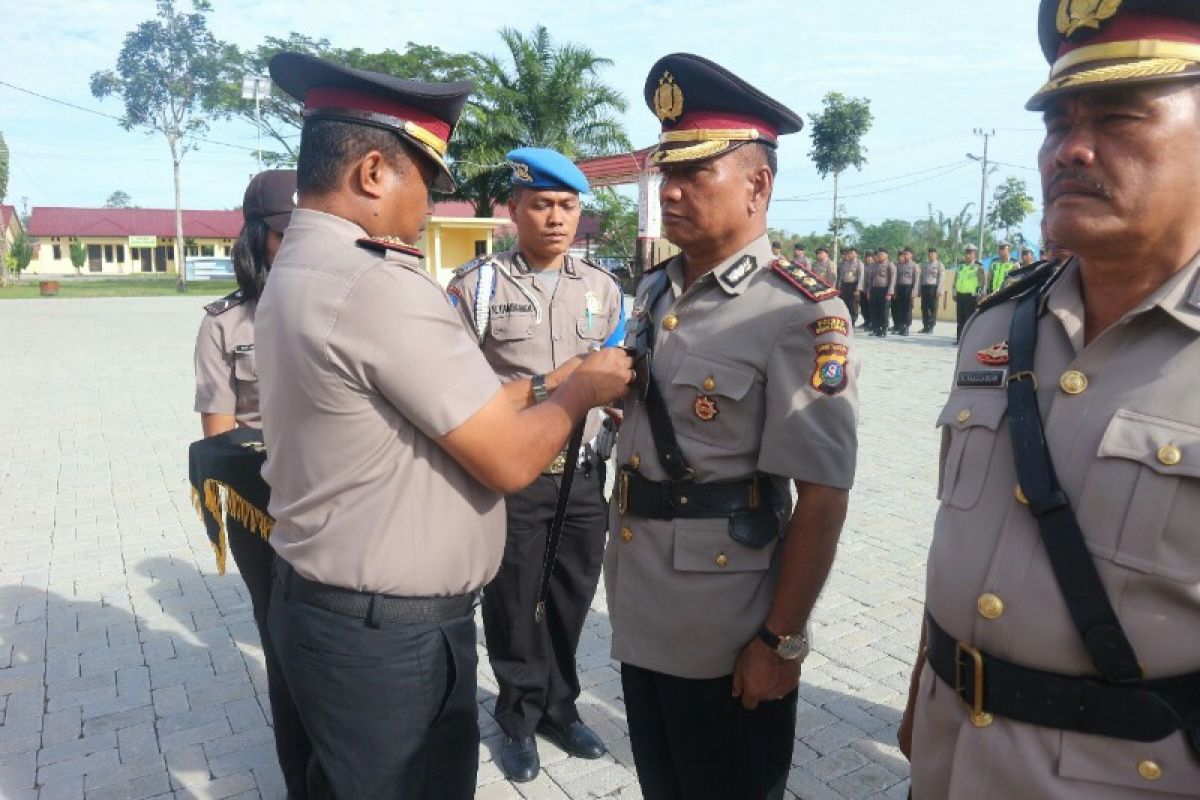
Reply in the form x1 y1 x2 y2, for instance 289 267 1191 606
957 369 1007 388
490 302 534 316
233 344 255 355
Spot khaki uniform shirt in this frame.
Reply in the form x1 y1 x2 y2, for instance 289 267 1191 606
920 259 945 287
194 294 260 427
810 257 837 286
912 258 1200 799
446 251 624 446
605 235 860 679
838 258 864 290
896 260 919 287
256 209 505 597
869 260 897 293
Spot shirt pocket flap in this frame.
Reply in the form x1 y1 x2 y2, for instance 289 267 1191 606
1058 730 1200 795
935 394 1008 432
232 348 258 382
672 518 774 573
671 354 756 401
1098 410 1200 479
488 315 535 342
576 314 612 340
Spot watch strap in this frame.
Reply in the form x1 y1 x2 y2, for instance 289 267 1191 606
531 374 550 404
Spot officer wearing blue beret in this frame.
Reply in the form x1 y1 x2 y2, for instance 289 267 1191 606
448 147 626 782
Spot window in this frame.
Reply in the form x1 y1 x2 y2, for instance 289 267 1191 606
104 245 114 263
223 246 231 256
116 245 125 263
200 244 215 257
475 240 489 257
186 245 199 257
52 244 62 260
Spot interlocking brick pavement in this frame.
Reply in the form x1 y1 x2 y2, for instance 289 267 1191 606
0 296 954 798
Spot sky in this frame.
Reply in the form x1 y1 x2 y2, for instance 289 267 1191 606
1 0 1051 243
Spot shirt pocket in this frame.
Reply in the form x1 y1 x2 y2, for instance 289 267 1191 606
488 314 536 342
576 313 612 342
1077 409 1200 583
936 394 1007 511
1058 729 1200 796
232 346 258 384
669 353 760 451
672 517 775 573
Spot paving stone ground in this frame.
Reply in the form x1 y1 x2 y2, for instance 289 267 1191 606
0 295 957 799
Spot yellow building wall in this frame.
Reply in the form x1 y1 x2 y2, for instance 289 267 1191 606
419 219 504 285
28 236 232 276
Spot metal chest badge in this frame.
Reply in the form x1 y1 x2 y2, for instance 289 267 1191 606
811 343 849 396
694 394 719 421
976 341 1010 366
654 71 684 122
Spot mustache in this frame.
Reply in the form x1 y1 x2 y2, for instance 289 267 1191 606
1047 170 1109 199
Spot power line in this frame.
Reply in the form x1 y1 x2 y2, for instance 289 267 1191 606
991 160 1040 173
775 160 969 203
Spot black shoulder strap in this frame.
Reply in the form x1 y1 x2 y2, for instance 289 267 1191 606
1007 286 1142 683
635 271 694 481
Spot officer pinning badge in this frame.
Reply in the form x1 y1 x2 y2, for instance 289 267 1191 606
720 255 757 287
1057 0 1122 37
654 71 684 122
957 369 1008 388
976 341 1010 366
808 316 850 337
694 394 719 421
811 343 849 395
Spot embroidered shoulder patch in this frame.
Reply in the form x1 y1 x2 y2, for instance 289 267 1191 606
771 258 840 302
807 316 849 337
356 236 424 258
811 342 850 395
204 290 246 316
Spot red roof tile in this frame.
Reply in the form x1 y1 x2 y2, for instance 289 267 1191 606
0 204 16 230
576 148 656 187
431 200 510 219
27 207 243 239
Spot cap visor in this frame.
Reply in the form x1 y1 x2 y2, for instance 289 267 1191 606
1026 57 1200 110
650 139 742 166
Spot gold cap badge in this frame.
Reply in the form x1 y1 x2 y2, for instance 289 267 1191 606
654 71 684 122
1057 0 1123 38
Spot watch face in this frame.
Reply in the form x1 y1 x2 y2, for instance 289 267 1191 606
777 635 806 660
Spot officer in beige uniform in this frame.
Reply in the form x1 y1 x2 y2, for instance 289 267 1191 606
868 247 897 337
901 2 1200 798
255 53 632 798
607 53 859 800
810 245 837 286
892 247 919 335
838 246 864 327
918 247 945 334
447 147 624 782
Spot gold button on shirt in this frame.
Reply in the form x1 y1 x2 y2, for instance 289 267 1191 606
662 313 679 331
977 593 1005 620
1138 761 1162 781
1059 369 1088 395
1157 444 1182 466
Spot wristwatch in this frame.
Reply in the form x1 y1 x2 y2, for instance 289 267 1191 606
531 373 550 404
757 625 807 660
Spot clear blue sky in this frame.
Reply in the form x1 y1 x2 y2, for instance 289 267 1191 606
1 0 1048 244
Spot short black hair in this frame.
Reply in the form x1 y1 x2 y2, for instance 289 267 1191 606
771 240 782 249
816 246 828 254
928 247 937 254
297 119 411 195
232 219 272 301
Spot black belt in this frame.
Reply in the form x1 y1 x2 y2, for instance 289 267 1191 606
617 467 765 519
925 613 1200 746
281 562 476 626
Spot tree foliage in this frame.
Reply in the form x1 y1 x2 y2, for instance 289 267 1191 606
69 240 87 274
807 93 873 260
104 191 134 208
585 188 637 261
987 176 1036 239
7 228 32 279
0 131 8 209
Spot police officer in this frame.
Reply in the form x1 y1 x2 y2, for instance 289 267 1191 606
810 245 837 285
952 243 985 343
838 246 864 326
859 250 876 331
255 52 632 798
792 243 810 269
608 53 859 800
192 169 312 799
918 246 945 334
900 2 1200 797
447 148 623 782
988 239 1015 294
892 246 919 335
1019 244 1036 267
868 247 896 337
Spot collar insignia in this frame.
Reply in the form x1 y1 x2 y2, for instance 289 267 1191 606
356 236 424 258
654 71 684 123
1056 0 1122 38
720 255 757 287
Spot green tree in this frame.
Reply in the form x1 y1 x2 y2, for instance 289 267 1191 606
8 228 32 281
987 176 1036 242
586 188 637 261
90 0 227 290
808 93 873 263
454 26 630 216
0 130 9 287
210 34 477 166
104 190 133 208
69 240 87 275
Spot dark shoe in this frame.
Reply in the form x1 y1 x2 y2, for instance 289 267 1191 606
536 719 607 759
498 736 539 782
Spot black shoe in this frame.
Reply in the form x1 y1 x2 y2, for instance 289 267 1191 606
536 719 607 759
498 736 539 782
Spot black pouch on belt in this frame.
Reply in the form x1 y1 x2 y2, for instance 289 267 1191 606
728 480 787 549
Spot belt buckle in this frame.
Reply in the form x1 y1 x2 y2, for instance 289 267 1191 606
954 641 993 727
545 450 567 475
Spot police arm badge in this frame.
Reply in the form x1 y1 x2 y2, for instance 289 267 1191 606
811 343 849 396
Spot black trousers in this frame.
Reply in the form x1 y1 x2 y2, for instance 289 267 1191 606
955 292 978 341
621 663 797 800
858 291 871 328
893 284 914 331
839 282 859 324
268 564 479 799
919 285 939 331
869 288 890 335
226 525 311 799
483 464 607 738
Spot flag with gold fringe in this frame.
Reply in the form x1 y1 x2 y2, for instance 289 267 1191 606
188 427 274 575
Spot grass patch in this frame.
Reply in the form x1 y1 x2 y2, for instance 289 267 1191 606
0 278 237 299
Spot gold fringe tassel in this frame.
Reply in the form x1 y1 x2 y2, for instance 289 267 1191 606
202 480 229 576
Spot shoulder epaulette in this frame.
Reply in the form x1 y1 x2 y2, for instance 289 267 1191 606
579 257 624 285
977 259 1061 312
645 256 674 275
452 256 486 279
770 257 840 302
204 290 246 316
356 236 424 259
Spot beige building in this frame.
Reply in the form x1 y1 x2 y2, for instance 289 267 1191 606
1 204 20 255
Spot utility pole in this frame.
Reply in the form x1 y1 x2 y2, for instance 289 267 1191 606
241 75 272 173
967 128 995 256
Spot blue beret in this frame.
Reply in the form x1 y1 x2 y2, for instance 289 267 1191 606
506 147 590 194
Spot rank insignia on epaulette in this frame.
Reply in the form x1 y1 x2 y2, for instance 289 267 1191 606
811 343 849 396
771 258 840 302
356 236 424 258
976 341 1009 366
204 289 245 316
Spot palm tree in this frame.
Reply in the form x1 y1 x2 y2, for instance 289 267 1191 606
450 26 631 216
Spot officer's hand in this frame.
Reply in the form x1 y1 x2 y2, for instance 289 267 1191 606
548 355 584 385
731 638 800 711
571 348 633 407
